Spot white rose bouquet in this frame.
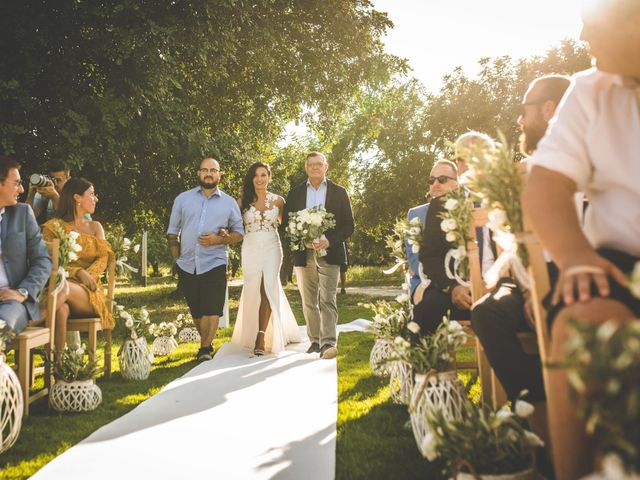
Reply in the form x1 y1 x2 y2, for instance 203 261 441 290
286 206 336 257
438 188 473 285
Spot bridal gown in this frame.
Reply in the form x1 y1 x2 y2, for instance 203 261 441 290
231 193 301 353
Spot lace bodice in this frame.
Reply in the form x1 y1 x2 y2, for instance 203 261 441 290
243 192 280 233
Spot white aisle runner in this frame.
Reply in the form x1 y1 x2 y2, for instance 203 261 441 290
32 321 370 480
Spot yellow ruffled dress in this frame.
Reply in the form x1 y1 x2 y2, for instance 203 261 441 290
42 220 115 329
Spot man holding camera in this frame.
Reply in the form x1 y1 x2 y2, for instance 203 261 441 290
25 160 71 223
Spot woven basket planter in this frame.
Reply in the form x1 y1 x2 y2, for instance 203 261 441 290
456 467 536 480
152 336 178 356
118 337 154 381
369 339 393 377
178 327 201 344
410 371 467 459
389 360 414 405
49 379 102 413
0 357 23 453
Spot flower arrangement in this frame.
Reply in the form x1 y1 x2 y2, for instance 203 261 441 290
384 216 423 274
286 207 336 257
53 345 102 382
364 298 412 341
424 394 543 477
553 318 640 475
116 305 152 340
174 312 194 330
148 321 178 338
51 220 82 272
389 317 467 374
0 319 15 355
106 225 140 276
438 188 473 285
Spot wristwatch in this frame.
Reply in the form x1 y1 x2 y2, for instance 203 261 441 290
17 288 29 300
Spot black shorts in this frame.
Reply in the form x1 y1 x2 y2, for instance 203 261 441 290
546 248 640 327
178 265 227 318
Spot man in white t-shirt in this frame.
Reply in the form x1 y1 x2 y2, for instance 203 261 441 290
523 1 640 478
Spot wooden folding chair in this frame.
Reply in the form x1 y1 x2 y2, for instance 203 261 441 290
10 239 60 416
66 252 116 379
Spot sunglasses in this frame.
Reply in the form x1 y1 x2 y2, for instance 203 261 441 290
428 175 457 185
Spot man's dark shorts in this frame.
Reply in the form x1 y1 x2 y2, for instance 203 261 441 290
546 248 640 327
178 264 227 318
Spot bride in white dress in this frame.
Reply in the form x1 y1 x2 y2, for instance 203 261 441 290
231 162 301 355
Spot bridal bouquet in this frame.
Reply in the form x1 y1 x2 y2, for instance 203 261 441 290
438 188 473 286
286 207 336 257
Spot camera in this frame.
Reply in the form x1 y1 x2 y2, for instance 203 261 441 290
29 173 54 188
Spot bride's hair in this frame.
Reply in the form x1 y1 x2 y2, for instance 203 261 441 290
240 162 271 212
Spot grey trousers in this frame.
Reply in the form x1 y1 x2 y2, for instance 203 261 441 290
0 301 29 334
295 250 340 347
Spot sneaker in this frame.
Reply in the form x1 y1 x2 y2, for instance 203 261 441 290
196 345 214 361
306 342 321 354
320 344 337 360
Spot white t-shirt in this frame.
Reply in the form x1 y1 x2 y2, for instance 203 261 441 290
528 68 640 257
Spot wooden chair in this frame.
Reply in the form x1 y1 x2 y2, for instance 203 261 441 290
66 251 116 378
10 239 60 416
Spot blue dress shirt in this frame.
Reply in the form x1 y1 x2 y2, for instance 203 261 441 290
167 187 244 275
305 178 328 209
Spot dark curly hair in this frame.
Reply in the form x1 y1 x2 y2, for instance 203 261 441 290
240 162 271 212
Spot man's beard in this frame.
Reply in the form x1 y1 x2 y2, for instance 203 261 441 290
519 122 547 156
199 178 219 189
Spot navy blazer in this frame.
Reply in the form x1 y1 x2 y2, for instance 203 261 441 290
282 179 355 267
406 203 429 298
1 203 52 320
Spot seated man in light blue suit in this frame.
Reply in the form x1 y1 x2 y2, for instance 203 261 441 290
406 200 429 304
0 156 52 335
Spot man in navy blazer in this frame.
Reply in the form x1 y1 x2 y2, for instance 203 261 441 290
282 152 354 359
0 156 52 335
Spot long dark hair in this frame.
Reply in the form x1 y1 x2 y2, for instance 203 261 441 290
56 177 93 222
240 162 271 212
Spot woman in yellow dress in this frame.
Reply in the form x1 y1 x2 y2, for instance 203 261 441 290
42 177 114 355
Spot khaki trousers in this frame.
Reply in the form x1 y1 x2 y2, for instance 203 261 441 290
295 250 340 347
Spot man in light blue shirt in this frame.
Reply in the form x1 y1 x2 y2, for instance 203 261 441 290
167 157 244 361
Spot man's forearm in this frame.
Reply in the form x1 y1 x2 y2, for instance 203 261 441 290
223 231 243 245
522 166 593 268
167 234 180 259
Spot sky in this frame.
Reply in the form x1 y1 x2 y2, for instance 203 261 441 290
372 0 586 92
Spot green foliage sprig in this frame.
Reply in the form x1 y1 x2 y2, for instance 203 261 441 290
425 394 543 476
389 316 467 374
106 224 139 277
552 318 640 474
53 345 102 382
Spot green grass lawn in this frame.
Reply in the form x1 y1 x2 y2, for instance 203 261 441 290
0 275 458 480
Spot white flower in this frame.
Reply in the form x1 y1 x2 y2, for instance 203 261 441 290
140 309 149 320
446 232 456 242
440 219 457 233
133 244 140 253
450 245 466 260
116 305 125 311
523 430 544 448
395 293 409 304
487 208 507 231
444 198 458 211
72 243 82 252
125 318 134 328
411 244 420 254
515 400 535 418
123 238 131 250
75 347 85 356
68 251 79 261
420 432 438 461
496 406 512 421
69 231 81 240
407 322 420 334
171 326 177 335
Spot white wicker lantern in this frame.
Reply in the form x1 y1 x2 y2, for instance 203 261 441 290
49 379 102 413
0 356 23 453
369 339 394 377
389 360 414 405
152 336 178 356
178 327 200 344
118 337 154 381
410 371 467 458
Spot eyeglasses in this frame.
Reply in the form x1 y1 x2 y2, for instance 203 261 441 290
306 162 326 168
428 175 456 185
199 168 220 174
2 179 23 188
